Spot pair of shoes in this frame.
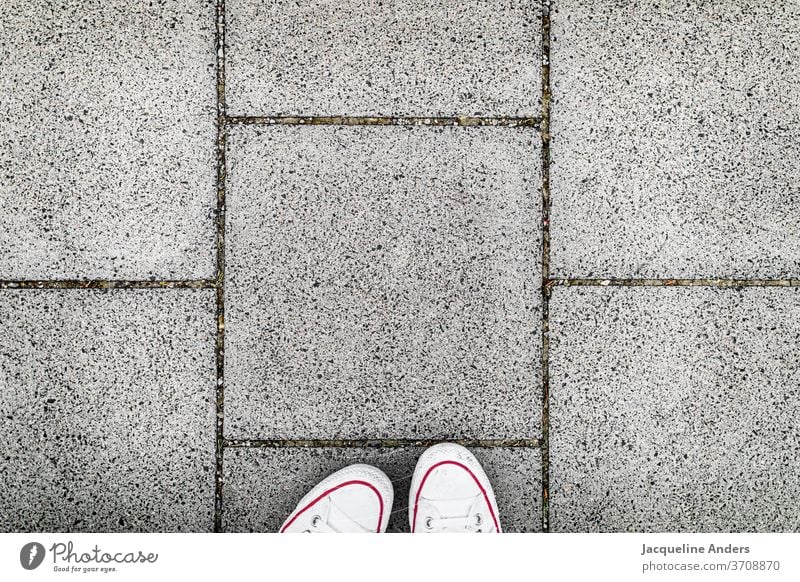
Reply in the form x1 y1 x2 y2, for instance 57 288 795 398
280 443 501 533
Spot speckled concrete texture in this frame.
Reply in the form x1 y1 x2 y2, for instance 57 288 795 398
0 290 216 532
225 0 540 116
549 286 800 532
550 0 800 278
0 0 216 280
6 0 798 536
224 125 541 439
223 447 541 532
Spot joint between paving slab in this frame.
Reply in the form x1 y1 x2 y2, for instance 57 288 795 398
225 115 540 128
540 0 552 534
0 280 215 290
224 438 542 449
213 0 227 534
550 278 800 288
4 278 794 292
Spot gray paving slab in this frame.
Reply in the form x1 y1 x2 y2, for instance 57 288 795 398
550 0 800 278
225 125 541 440
0 290 216 532
0 0 216 280
225 0 540 116
549 286 800 532
223 446 541 532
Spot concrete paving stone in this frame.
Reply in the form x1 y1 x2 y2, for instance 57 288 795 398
0 290 216 532
225 125 541 439
549 286 800 532
550 0 800 278
0 0 216 280
223 446 541 532
225 0 540 117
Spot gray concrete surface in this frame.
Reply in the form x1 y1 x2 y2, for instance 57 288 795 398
0 0 216 280
549 287 800 532
223 447 541 532
224 125 541 439
0 290 216 531
225 0 540 116
550 0 800 278
2 0 798 534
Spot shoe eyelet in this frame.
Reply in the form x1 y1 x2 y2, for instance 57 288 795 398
475 513 483 526
311 515 322 528
424 517 434 530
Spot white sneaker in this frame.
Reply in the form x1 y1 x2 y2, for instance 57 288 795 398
280 464 393 533
409 443 501 533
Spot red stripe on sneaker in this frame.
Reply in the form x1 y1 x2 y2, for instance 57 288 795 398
411 461 501 533
280 480 385 533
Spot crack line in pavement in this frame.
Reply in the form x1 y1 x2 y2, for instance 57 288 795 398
3 279 797 291
226 115 540 127
213 0 227 534
550 279 800 287
224 438 542 449
0 280 215 289
540 0 553 534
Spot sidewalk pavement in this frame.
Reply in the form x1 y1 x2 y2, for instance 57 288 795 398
1 0 797 532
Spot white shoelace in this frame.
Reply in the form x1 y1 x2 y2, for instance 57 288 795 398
302 498 373 533
420 494 492 533
304 514 340 533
